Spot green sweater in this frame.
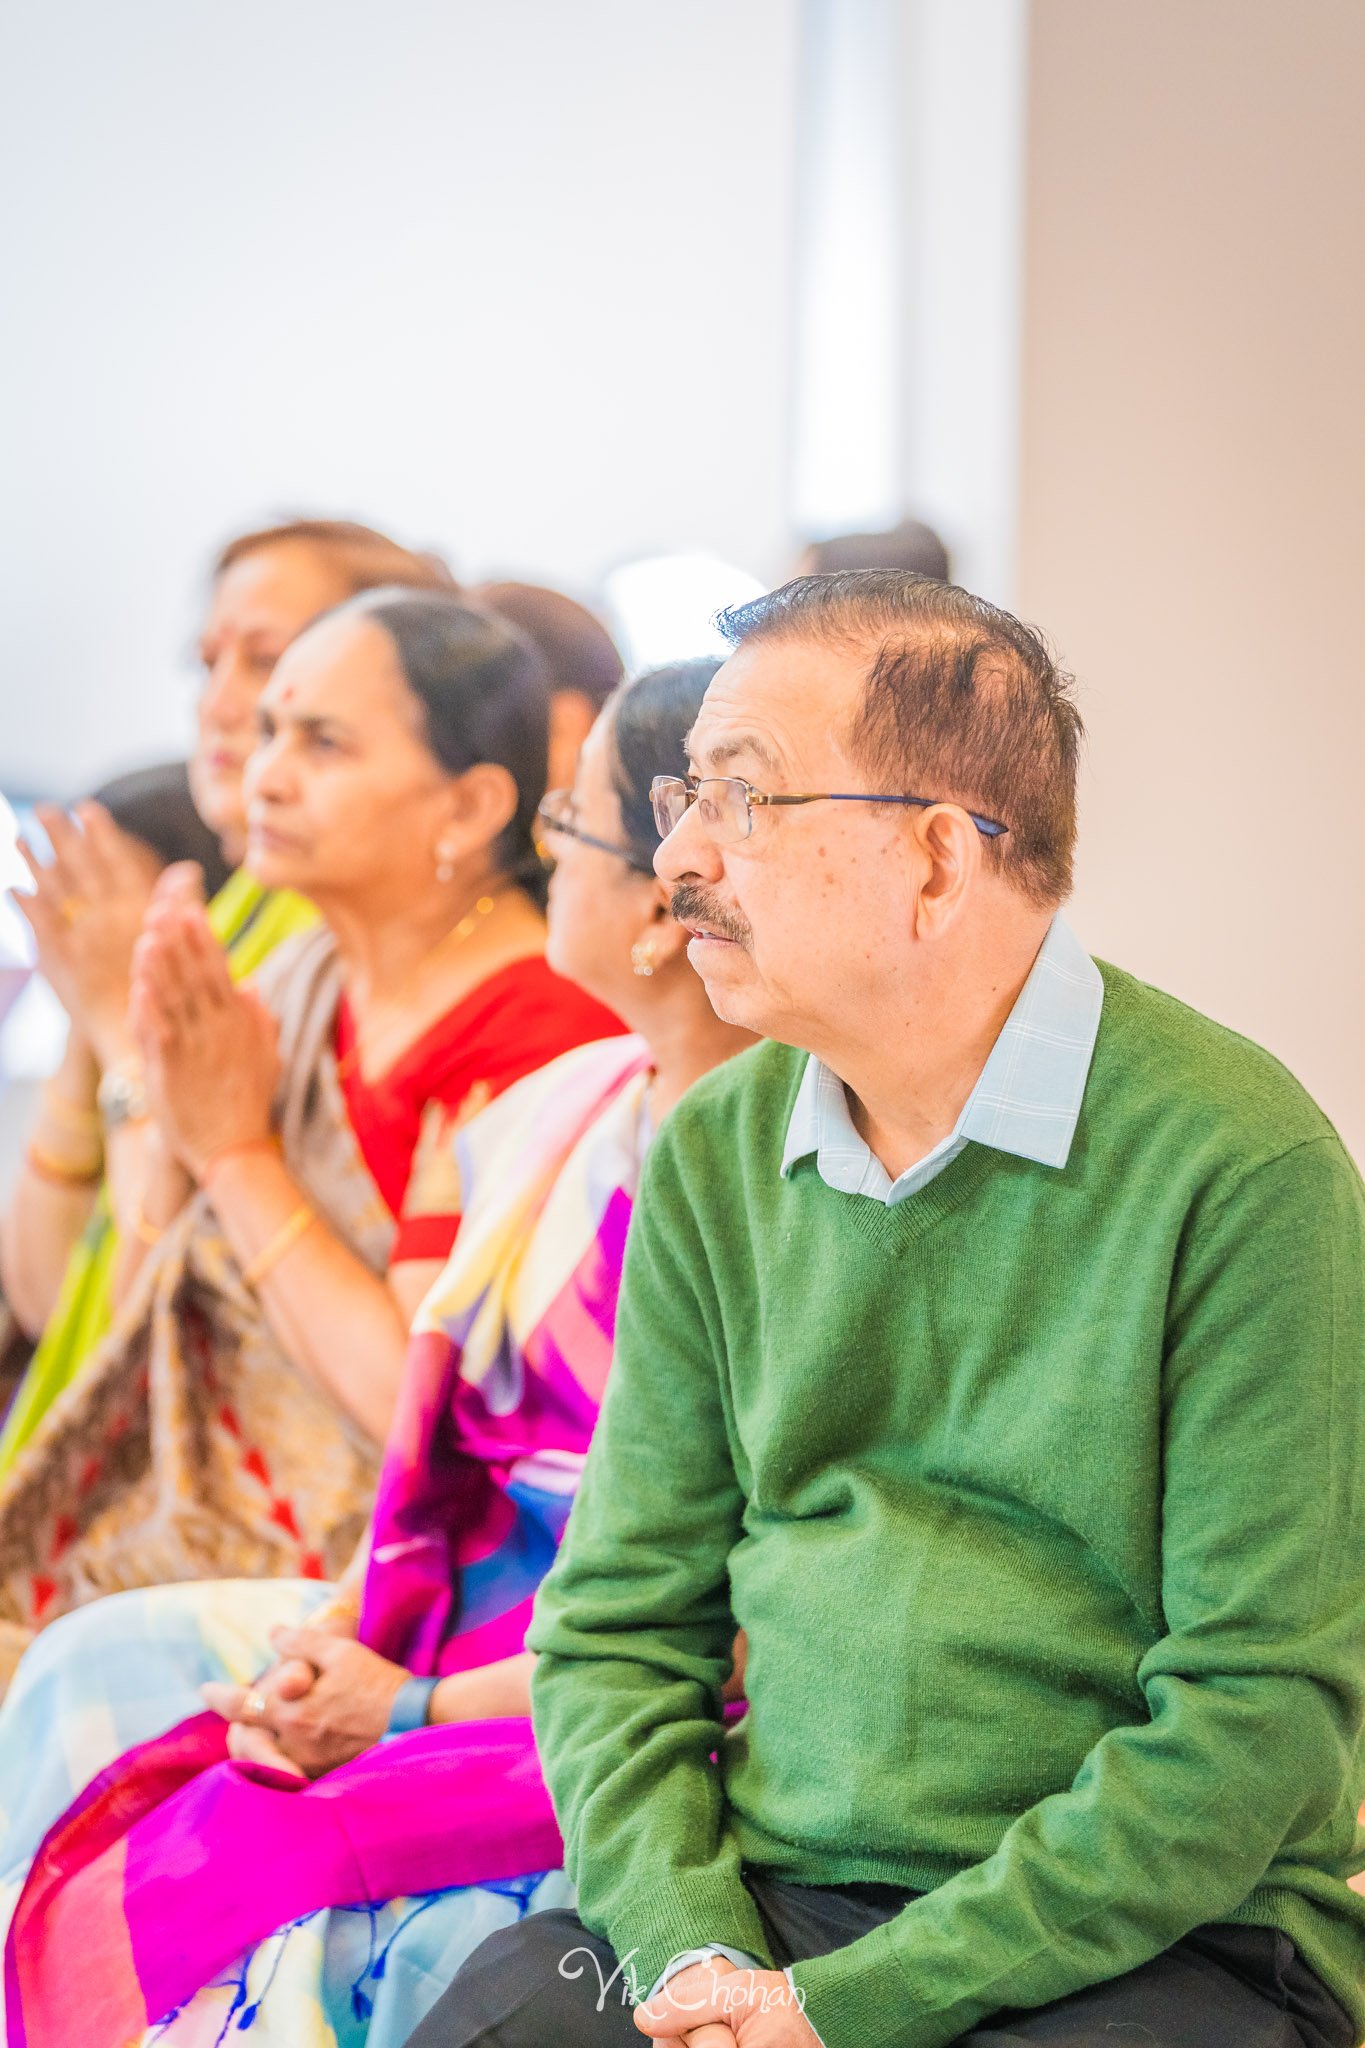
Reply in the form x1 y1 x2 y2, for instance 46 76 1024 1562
528 964 1365 2048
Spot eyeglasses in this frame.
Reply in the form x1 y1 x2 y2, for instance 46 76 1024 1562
536 791 657 874
650 775 1008 844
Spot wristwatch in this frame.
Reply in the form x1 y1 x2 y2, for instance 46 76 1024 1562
96 1060 150 1131
384 1676 440 1739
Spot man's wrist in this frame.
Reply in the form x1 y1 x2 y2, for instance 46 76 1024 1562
647 1946 764 2002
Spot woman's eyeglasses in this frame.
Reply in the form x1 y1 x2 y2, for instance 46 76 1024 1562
650 775 1008 844
536 791 657 874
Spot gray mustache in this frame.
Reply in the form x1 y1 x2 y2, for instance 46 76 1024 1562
670 883 752 946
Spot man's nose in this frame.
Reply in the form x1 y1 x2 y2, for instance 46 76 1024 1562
653 801 723 885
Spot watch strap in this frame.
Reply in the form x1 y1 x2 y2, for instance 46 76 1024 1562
384 1675 439 1739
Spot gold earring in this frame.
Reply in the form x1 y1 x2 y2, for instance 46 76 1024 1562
630 940 657 978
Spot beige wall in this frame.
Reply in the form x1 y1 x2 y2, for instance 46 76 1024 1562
1017 0 1365 1159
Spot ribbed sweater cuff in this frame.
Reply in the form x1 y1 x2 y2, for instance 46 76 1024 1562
605 1875 775 2006
791 1922 946 2048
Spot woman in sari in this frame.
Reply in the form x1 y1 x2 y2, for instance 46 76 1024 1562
0 657 752 2048
0 588 621 1683
0 519 457 1471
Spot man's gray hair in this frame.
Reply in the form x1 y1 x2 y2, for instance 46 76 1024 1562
716 572 1084 907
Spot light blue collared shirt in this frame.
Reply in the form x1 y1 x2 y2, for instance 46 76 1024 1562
780 915 1104 1203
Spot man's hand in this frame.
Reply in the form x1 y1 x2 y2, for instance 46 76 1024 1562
635 1958 820 2048
634 1958 738 2047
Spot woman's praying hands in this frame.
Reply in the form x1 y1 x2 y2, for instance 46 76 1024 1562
129 871 282 1182
14 800 163 1068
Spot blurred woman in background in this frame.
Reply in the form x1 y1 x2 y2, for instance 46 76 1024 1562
470 579 623 796
0 520 456 1468
0 762 230 1411
0 590 620 1683
0 659 750 2048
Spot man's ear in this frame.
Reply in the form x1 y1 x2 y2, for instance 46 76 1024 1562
909 805 982 939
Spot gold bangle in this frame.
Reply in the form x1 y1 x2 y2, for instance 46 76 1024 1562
242 1203 316 1289
25 1140 101 1189
310 1593 361 1631
131 1198 162 1248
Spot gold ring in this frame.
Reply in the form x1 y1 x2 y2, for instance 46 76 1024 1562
243 1688 269 1726
59 896 88 926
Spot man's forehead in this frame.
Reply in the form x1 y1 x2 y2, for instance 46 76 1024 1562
687 637 862 771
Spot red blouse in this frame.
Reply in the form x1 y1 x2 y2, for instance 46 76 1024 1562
334 954 624 1267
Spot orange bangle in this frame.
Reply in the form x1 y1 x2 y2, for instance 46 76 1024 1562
26 1141 101 1189
131 1196 162 1248
199 1136 282 1189
241 1202 316 1289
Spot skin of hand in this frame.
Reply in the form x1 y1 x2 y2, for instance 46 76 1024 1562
129 876 281 1179
635 1959 821 2048
202 1626 410 1779
200 1602 359 1778
14 802 165 1064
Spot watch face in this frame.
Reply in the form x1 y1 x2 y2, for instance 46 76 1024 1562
99 1066 147 1126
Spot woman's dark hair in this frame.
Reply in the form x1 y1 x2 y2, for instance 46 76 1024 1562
472 582 623 710
91 760 232 896
354 588 552 906
605 657 721 870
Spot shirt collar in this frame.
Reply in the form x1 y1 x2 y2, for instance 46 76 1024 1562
781 915 1104 1188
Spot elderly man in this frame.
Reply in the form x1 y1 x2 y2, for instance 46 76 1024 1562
408 573 1365 2048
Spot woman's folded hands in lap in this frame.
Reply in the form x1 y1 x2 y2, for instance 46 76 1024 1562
202 1623 409 1780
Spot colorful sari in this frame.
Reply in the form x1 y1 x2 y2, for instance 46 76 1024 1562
0 1033 652 2046
0 929 621 1684
0 875 318 1478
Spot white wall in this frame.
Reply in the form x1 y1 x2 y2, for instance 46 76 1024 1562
0 0 800 795
900 0 1027 604
1017 0 1365 1158
787 0 1027 602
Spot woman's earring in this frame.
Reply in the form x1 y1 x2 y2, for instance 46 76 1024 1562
630 940 657 979
435 847 455 884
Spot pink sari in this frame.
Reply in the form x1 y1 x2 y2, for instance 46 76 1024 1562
4 1036 652 2046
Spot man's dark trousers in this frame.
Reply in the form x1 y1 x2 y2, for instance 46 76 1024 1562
404 1875 1355 2048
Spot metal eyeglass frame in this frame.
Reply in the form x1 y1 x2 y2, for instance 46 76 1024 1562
650 774 1008 842
536 792 658 875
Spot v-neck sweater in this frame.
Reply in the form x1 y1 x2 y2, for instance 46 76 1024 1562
528 960 1365 2048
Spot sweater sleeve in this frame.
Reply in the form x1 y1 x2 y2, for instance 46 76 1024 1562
790 1134 1365 2048
528 1128 773 1996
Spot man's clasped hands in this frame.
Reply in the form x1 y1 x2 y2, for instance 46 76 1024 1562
629 1955 821 2048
